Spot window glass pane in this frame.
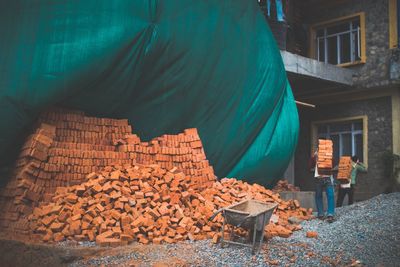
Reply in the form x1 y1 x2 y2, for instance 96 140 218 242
318 38 325 61
352 19 360 28
331 135 340 166
327 22 349 35
327 36 338 64
330 122 351 132
342 133 352 156
340 33 351 63
353 121 363 130
353 31 361 61
316 17 362 65
355 134 363 161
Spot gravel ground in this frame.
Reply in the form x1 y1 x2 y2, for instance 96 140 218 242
69 193 400 267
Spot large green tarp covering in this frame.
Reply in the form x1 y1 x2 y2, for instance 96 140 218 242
0 0 298 186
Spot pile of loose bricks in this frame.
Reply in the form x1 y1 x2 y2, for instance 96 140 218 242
30 166 311 245
0 108 312 245
337 156 352 183
30 164 215 245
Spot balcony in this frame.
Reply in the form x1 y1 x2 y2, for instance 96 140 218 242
281 50 356 101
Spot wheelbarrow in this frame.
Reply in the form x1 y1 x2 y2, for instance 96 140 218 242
209 199 278 254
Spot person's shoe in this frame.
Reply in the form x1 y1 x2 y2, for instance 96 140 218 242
317 215 325 220
326 215 335 223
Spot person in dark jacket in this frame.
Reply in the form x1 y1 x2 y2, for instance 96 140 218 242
337 155 367 207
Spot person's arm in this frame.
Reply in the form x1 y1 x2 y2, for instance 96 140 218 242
332 165 339 172
355 162 367 172
308 153 317 172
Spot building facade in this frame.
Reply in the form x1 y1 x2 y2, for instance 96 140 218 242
259 0 400 200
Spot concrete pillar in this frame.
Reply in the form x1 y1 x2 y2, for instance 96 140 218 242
283 156 295 184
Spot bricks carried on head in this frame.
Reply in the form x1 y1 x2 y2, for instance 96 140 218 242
337 156 352 183
317 139 333 175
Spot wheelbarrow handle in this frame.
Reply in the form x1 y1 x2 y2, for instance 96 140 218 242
208 208 224 221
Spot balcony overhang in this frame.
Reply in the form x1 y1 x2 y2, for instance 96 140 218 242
281 50 355 85
280 50 356 100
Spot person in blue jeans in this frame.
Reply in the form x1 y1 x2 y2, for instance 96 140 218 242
310 151 335 223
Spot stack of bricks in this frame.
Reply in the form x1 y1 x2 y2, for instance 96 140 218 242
37 109 133 191
29 164 312 245
0 108 215 237
317 139 333 175
115 128 215 189
337 156 352 183
0 123 57 235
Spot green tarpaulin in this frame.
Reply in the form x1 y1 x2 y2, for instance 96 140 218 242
0 0 298 186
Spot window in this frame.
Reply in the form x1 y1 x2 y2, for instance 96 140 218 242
310 13 366 66
315 120 365 167
316 19 360 65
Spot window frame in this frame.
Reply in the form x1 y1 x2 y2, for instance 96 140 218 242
309 12 367 67
311 116 368 167
389 0 399 48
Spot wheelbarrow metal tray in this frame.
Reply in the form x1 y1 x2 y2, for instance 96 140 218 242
224 199 277 230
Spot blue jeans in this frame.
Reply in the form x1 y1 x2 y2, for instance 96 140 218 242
315 177 335 217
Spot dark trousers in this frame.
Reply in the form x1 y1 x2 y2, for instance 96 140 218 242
337 185 355 207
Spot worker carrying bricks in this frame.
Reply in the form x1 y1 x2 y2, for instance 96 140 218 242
336 155 367 207
309 139 335 223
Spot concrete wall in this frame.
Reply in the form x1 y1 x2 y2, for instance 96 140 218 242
294 96 393 201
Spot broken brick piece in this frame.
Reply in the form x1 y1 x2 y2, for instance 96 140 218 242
306 231 318 238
